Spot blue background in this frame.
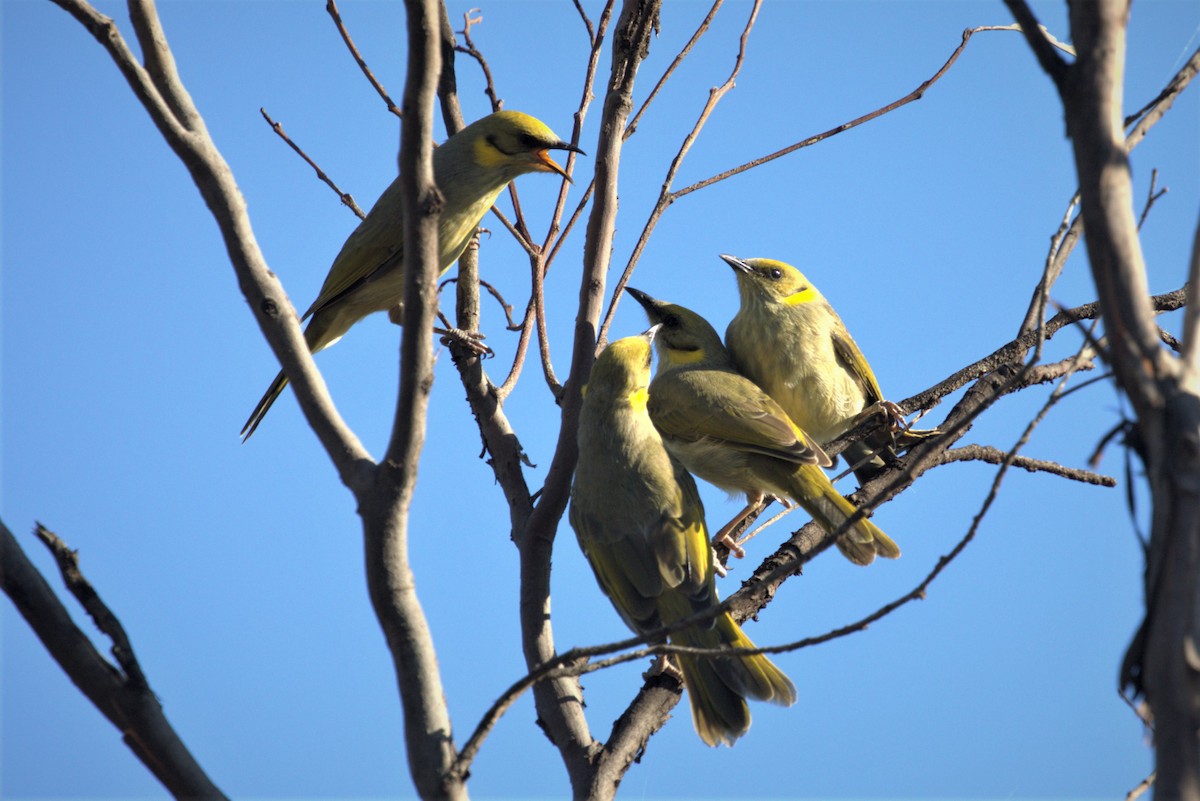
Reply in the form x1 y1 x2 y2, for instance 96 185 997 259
3 1 1198 798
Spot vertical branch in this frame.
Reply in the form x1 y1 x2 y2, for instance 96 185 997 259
514 0 663 792
1009 2 1200 797
362 1 463 798
1180 212 1200 386
597 0 761 345
436 2 539 530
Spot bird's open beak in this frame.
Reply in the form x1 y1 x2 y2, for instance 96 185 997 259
719 253 752 274
537 141 587 183
642 323 663 343
625 286 666 323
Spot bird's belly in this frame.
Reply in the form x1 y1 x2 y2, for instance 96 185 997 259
663 437 760 498
773 365 865 444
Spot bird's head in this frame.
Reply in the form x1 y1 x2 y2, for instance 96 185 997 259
720 254 820 307
584 327 659 406
465 110 585 182
625 287 725 369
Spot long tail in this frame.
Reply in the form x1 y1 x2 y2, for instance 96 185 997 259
240 313 343 442
241 370 289 442
780 462 901 566
671 612 797 747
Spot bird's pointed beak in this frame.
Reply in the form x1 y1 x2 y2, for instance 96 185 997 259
642 323 663 343
719 253 752 274
625 286 666 324
538 141 587 183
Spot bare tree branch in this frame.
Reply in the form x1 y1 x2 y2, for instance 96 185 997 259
0 520 227 800
327 0 403 118
512 1 664 793
667 24 1004 203
48 0 374 486
598 0 761 347
260 107 367 220
353 2 466 798
938 445 1116 486
1009 2 1200 796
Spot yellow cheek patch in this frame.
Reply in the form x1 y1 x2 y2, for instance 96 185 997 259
783 286 818 306
473 137 506 169
666 347 706 365
628 387 649 412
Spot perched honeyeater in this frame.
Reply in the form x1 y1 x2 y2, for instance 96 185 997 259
241 110 584 440
625 287 899 567
570 329 796 747
722 254 936 483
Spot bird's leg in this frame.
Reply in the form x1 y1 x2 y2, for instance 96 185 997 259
645 653 684 682
386 302 493 357
712 493 773 559
437 326 493 358
847 399 908 434
878 399 909 432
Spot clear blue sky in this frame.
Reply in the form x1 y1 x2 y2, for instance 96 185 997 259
3 1 1198 798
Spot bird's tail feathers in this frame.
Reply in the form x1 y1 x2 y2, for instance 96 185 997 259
241 370 289 442
671 610 796 747
782 464 901 566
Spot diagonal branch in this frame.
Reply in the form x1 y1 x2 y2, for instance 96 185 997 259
49 0 374 488
326 0 403 118
0 520 227 800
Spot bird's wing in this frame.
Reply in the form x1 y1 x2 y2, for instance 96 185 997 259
830 318 885 406
303 180 406 320
651 369 829 467
571 500 662 631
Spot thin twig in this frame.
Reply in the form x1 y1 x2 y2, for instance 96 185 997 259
1137 168 1168 231
670 25 1002 203
455 10 502 112
531 1 613 394
598 0 762 347
260 108 366 220
1 518 228 799
1019 193 1080 336
326 0 402 118
439 276 519 330
34 523 149 689
938 445 1116 486
1125 771 1157 801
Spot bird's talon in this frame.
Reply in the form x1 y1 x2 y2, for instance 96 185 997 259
436 327 494 357
713 533 746 560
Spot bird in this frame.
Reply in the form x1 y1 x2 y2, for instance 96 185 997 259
721 254 936 483
570 328 796 747
241 110 584 440
625 287 899 566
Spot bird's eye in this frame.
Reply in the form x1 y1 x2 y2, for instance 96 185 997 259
769 268 783 280
520 133 541 150
486 134 516 156
665 315 680 329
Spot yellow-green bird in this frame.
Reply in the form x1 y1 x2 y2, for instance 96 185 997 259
241 110 584 440
722 254 934 483
625 287 899 567
570 329 796 746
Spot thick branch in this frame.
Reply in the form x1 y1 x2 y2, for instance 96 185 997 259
359 2 463 799
49 0 374 488
516 0 662 794
0 520 227 800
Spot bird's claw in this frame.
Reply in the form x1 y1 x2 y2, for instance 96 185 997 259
437 327 493 358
